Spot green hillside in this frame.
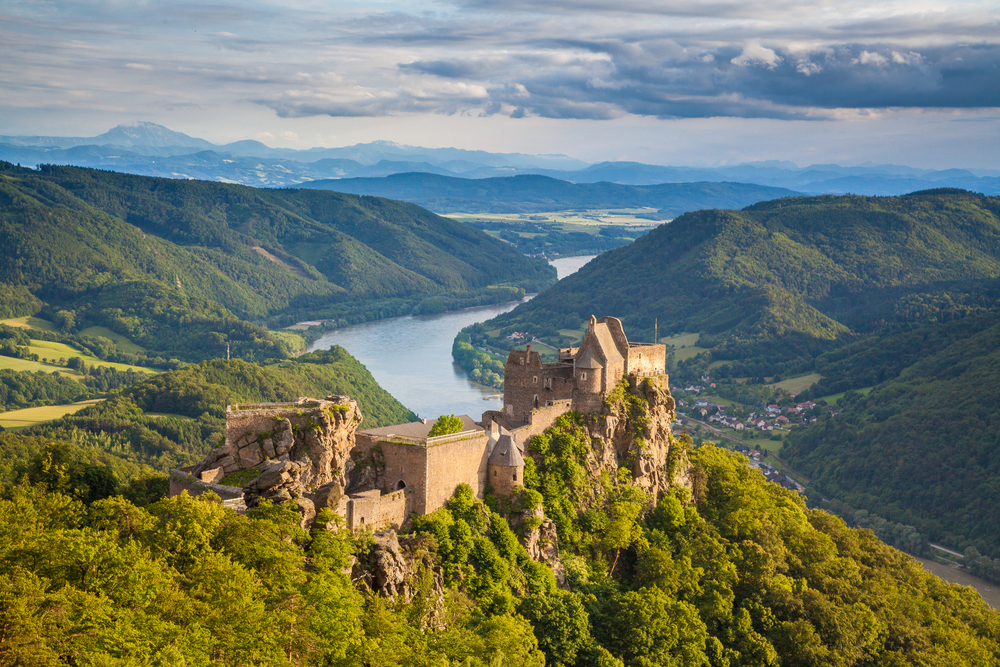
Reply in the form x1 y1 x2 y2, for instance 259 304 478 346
473 190 1000 362
22 351 415 473
0 161 554 362
460 189 1000 559
782 313 1000 554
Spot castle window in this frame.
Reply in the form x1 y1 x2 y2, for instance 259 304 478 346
395 480 406 491
533 376 538 384
494 470 497 477
513 471 518 481
581 372 587 381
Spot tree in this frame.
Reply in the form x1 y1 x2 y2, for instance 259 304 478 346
429 414 464 437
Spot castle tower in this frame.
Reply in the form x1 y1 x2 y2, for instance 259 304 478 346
488 430 525 497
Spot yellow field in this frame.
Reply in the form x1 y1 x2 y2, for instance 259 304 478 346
769 373 822 395
1 316 58 332
446 209 663 228
0 399 104 430
78 326 146 353
0 356 85 379
26 340 153 374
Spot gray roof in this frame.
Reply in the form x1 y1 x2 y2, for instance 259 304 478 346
593 322 625 364
359 414 480 439
489 433 525 467
576 348 604 369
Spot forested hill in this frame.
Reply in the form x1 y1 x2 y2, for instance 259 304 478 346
0 161 554 361
298 172 799 217
462 189 1000 560
477 189 1000 361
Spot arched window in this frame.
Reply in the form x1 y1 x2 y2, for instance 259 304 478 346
395 480 406 491
581 372 587 381
533 376 538 384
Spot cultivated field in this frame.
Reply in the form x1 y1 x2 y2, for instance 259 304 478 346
78 326 146 353
768 373 822 395
0 399 104 430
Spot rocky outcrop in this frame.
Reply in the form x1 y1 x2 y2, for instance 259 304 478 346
190 396 362 526
585 376 689 499
521 515 567 588
354 529 446 627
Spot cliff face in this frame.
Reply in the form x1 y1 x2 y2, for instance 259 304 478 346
584 376 688 499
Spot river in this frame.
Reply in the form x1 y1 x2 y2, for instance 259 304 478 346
306 255 595 420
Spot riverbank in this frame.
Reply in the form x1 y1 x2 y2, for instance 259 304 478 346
912 556 1000 609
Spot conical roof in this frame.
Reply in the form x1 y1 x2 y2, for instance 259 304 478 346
489 433 525 467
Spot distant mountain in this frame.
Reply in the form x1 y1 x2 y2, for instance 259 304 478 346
1 122 997 196
296 173 801 217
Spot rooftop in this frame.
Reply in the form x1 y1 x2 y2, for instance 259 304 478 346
359 414 481 440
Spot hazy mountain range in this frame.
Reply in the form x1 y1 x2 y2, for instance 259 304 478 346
3 121 999 197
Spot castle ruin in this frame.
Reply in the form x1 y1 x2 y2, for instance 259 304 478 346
171 315 671 533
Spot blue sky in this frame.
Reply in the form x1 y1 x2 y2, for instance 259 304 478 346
1 0 998 167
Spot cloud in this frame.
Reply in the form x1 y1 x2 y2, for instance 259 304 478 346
1 0 998 129
731 42 783 69
852 51 888 66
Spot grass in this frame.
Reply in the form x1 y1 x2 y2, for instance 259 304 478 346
515 340 558 355
269 330 307 355
1 316 58 333
0 356 85 379
146 412 195 421
674 346 709 361
768 373 822 395
661 333 701 347
219 468 260 487
26 340 154 374
78 326 146 353
558 328 584 343
813 386 874 406
0 399 103 430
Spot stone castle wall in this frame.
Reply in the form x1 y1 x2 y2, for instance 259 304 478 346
424 433 490 514
347 488 408 531
627 343 667 376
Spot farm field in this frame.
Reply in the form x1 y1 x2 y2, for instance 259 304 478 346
675 346 709 361
660 332 701 347
0 399 104 430
1 316 58 332
447 208 662 228
78 326 146 353
768 373 822 395
0 356 85 379
813 386 874 405
26 340 154 374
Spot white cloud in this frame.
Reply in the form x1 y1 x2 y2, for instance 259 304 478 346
892 51 923 65
282 130 298 140
731 42 782 69
125 63 152 70
852 51 888 66
796 60 821 75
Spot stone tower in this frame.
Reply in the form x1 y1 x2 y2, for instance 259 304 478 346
487 424 525 497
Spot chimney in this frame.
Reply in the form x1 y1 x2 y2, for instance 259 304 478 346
490 420 500 440
526 343 531 355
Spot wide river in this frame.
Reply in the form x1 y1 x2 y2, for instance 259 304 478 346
306 255 594 420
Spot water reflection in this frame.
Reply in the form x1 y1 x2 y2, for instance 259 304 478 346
307 255 595 419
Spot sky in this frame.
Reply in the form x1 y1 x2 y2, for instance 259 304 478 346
1 0 999 168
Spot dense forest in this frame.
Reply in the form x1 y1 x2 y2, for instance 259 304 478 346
1 416 997 665
0 161 554 363
457 189 1000 560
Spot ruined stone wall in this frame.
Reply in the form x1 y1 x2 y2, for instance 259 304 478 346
503 349 544 422
377 441 427 515
423 433 490 513
378 488 409 529
627 343 667 376
169 467 244 501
